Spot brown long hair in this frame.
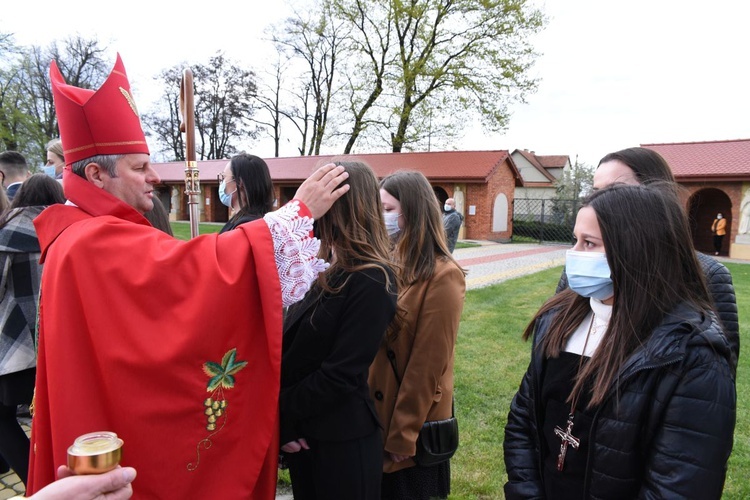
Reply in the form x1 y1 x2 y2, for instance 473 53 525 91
314 161 396 293
379 171 465 285
0 174 65 230
524 183 711 408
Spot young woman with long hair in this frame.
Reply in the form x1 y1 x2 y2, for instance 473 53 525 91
504 183 735 499
557 147 739 373
279 161 397 499
218 153 275 233
369 171 466 500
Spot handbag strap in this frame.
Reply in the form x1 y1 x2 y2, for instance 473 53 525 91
386 348 455 417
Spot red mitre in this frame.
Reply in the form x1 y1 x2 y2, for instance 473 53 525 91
50 53 149 166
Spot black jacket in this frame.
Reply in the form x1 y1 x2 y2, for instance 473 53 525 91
556 252 739 373
280 265 397 445
219 213 263 234
504 303 736 500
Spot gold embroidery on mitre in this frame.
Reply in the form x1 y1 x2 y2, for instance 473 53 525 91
187 348 248 471
119 87 140 117
65 141 148 155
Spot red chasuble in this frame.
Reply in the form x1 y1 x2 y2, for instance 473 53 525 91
28 171 285 499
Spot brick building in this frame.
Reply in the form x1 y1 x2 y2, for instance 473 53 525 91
643 139 750 259
151 150 523 241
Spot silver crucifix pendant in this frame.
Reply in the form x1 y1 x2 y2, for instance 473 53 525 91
554 413 581 472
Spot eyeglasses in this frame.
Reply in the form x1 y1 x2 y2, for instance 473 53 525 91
217 173 235 183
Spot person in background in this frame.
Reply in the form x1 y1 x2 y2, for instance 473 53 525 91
0 151 30 201
504 184 735 499
711 212 726 256
219 153 274 234
556 147 739 374
442 197 463 253
370 171 466 500
27 53 349 499
44 139 65 180
143 196 173 236
0 174 65 487
280 161 397 499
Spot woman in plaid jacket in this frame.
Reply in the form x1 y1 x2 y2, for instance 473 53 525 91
0 174 64 486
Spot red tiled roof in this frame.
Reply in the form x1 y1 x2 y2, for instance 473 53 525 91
153 150 515 184
537 155 569 169
642 139 750 180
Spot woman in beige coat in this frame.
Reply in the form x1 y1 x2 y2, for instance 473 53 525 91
369 171 466 500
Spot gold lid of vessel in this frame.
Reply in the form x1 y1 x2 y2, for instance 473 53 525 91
67 431 123 474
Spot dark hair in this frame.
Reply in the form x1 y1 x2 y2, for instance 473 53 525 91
0 174 65 230
598 147 675 184
0 151 29 176
315 161 395 293
10 174 65 209
228 154 274 225
380 171 464 285
144 196 173 236
526 183 710 408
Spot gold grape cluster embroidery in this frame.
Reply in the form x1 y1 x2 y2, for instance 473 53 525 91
187 348 247 471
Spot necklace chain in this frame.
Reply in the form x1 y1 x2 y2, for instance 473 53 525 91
555 313 595 472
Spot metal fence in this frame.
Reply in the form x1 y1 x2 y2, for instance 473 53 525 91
512 198 578 244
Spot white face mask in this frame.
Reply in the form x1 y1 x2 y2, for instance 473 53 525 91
444 204 452 212
383 212 401 236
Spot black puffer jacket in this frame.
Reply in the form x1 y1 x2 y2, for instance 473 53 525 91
556 252 739 373
504 303 736 500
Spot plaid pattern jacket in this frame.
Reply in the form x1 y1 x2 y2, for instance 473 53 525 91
0 206 44 376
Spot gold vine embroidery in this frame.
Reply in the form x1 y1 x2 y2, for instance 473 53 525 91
187 348 248 471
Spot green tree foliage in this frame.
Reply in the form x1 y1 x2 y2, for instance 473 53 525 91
143 52 259 161
276 0 545 154
0 34 109 163
552 158 594 228
555 159 594 201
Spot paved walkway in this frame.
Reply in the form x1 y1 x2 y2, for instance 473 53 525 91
454 241 568 290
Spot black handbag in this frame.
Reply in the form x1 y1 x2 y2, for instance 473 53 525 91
387 349 459 466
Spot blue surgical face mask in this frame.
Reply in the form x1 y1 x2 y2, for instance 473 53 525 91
444 204 451 212
42 165 56 178
219 179 235 208
565 249 614 300
383 212 401 236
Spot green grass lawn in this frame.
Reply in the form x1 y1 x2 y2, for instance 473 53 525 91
170 221 223 240
456 241 482 250
450 261 749 499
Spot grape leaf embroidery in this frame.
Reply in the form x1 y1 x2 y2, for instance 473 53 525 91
187 348 248 471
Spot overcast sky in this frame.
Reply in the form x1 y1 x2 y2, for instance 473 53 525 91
3 0 750 167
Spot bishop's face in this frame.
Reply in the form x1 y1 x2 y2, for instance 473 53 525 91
101 154 161 214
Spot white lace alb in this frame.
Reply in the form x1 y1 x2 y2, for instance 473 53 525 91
263 201 328 307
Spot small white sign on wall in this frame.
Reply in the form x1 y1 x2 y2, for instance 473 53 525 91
205 198 210 206
468 205 476 215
